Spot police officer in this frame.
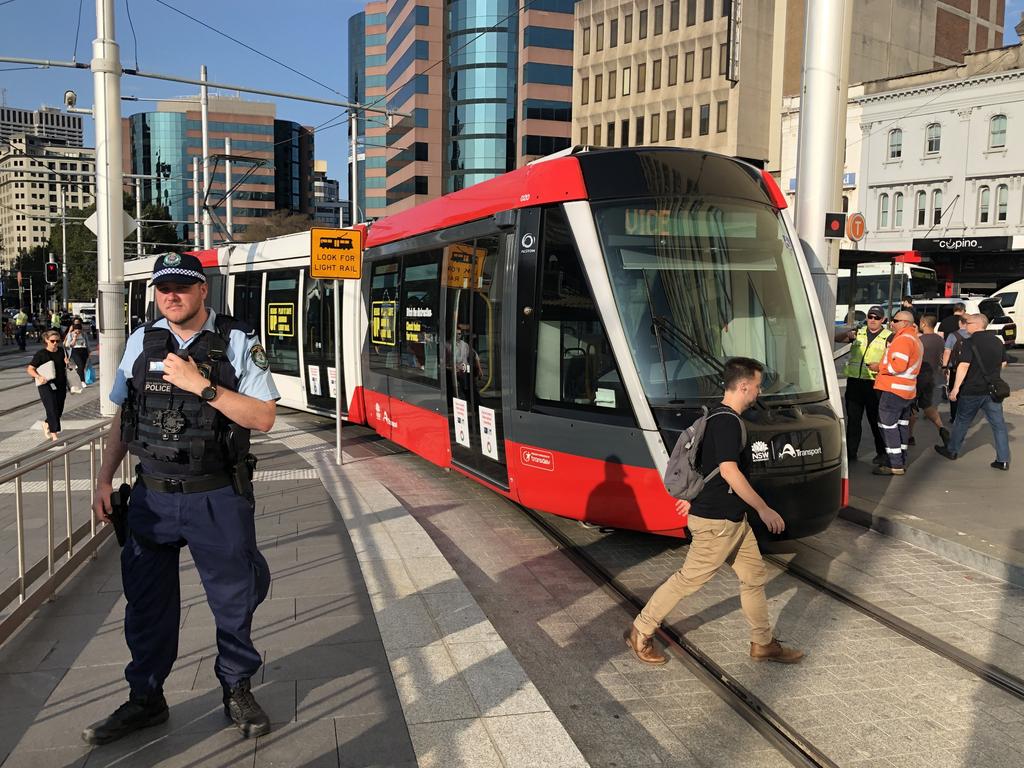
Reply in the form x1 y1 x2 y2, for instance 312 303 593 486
84 253 280 745
842 305 892 464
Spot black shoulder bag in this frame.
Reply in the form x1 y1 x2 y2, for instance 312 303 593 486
971 344 1011 403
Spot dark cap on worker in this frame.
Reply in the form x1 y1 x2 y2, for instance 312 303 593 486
866 306 885 319
149 252 206 286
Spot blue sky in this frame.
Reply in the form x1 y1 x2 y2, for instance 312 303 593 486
2 0 1022 194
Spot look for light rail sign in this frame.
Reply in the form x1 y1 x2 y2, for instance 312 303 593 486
310 227 363 280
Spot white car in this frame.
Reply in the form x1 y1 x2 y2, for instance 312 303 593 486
914 297 1016 348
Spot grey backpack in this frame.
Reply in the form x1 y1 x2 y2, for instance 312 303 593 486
663 407 747 501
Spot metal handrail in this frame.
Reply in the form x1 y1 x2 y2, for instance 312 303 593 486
0 419 114 474
0 421 131 646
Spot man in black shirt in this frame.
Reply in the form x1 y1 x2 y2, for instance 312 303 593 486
937 302 966 338
935 314 1010 470
625 357 803 666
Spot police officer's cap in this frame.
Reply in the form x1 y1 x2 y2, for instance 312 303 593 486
149 252 207 287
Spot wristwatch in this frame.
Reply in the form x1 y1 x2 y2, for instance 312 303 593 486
200 385 218 402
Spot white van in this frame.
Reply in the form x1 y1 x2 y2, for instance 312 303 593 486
992 279 1024 322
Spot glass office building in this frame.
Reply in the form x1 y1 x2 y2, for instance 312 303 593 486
128 112 193 242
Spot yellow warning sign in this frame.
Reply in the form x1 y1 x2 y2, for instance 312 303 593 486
445 243 486 289
371 300 397 346
311 227 363 280
267 303 295 337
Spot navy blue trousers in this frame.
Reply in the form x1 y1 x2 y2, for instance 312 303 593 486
122 482 271 696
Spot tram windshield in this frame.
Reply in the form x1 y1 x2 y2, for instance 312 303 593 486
593 196 826 405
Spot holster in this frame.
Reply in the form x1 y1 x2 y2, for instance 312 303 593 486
108 483 132 547
231 453 258 504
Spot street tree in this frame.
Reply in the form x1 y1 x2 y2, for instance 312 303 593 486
237 210 313 242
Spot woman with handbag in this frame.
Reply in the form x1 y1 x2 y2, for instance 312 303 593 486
64 317 91 386
26 330 70 440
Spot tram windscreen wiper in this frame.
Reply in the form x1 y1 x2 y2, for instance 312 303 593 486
651 315 725 379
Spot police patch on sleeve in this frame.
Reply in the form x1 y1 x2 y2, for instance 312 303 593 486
250 344 269 370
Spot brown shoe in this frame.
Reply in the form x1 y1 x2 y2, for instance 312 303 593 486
750 639 804 664
624 625 668 665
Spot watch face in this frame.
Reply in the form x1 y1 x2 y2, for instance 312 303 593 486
201 386 217 401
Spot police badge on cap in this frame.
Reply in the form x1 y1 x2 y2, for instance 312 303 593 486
149 252 207 287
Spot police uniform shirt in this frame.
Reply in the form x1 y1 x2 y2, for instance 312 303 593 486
109 309 280 408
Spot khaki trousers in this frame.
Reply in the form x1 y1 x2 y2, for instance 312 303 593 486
633 515 772 645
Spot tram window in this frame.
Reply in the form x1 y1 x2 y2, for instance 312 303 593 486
399 251 442 385
264 269 299 376
128 280 147 331
232 272 263 339
369 260 401 372
206 273 226 314
532 207 632 419
303 275 336 362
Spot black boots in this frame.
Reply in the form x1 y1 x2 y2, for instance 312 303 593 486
81 692 169 745
223 679 271 738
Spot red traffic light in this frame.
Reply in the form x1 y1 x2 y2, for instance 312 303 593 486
824 212 847 240
45 261 59 285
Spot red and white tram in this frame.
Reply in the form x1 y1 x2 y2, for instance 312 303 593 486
126 147 847 539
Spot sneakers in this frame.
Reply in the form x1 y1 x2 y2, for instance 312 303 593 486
872 465 905 476
223 679 271 738
750 639 804 664
624 625 668 665
934 446 958 460
991 461 1010 471
81 692 169 745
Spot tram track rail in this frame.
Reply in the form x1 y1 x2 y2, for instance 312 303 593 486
514 504 837 768
762 551 1024 702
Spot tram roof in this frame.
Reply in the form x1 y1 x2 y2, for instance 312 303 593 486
365 148 781 249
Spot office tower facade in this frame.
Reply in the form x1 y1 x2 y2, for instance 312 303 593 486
0 106 84 148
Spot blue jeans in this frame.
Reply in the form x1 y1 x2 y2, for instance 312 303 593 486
946 394 1011 463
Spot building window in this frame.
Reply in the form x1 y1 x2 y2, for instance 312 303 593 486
932 190 942 225
682 107 693 138
687 0 697 26
622 66 631 96
670 0 680 30
925 123 941 154
652 59 662 89
893 192 904 227
701 47 712 78
915 190 926 226
989 114 1007 148
716 100 727 133
608 69 616 99
583 27 590 54
610 18 618 47
666 109 676 139
635 116 645 144
624 14 633 43
580 126 588 144
668 54 678 85
879 194 890 228
978 186 990 223
654 4 664 34
596 22 604 51
639 9 648 38
719 42 729 75
595 73 603 102
607 121 615 146
581 77 589 105
888 128 902 160
593 124 602 145
651 113 660 142
699 103 710 135
684 51 694 82
996 184 1009 222
637 62 647 93
621 118 630 147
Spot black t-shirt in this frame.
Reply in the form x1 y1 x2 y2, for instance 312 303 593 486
937 314 960 337
957 331 1007 397
30 348 67 385
690 406 750 523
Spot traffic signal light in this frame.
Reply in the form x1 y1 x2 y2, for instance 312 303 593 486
45 261 59 285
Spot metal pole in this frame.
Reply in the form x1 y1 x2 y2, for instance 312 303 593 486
793 0 852 334
192 157 200 249
60 186 69 309
350 109 358 225
135 177 142 257
334 280 342 465
93 0 126 417
224 136 233 238
200 65 212 249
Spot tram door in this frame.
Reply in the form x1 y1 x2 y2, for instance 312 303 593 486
303 275 343 414
444 235 508 487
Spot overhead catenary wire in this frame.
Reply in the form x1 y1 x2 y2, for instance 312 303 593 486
125 0 140 70
72 0 85 62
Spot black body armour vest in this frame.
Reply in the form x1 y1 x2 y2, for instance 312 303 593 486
123 314 251 480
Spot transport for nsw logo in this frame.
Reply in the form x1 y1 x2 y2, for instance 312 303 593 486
520 447 554 470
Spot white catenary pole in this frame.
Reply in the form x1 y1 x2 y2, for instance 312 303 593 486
224 136 233 238
192 157 200 249
793 0 852 332
135 177 143 257
93 0 126 417
200 65 212 249
334 281 342 465
60 185 69 309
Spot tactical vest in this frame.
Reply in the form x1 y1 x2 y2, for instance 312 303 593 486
122 314 250 479
843 326 892 381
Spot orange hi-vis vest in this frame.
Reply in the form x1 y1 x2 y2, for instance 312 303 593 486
874 326 924 400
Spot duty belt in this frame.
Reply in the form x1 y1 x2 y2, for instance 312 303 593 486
138 471 232 494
